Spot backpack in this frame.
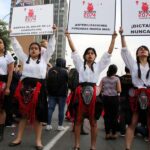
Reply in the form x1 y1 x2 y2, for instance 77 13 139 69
68 68 79 91
47 68 61 93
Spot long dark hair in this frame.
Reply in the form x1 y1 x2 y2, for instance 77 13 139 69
26 42 41 64
107 64 118 77
136 45 150 79
83 47 97 72
0 37 7 57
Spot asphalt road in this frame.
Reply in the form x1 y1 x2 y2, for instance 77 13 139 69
0 106 149 150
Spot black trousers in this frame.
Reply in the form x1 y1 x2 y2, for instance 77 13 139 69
102 96 119 134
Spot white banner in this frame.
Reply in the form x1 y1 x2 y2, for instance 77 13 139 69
67 0 116 35
10 4 53 36
121 0 150 36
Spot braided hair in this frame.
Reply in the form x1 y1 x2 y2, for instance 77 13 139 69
26 42 41 64
83 47 97 72
136 45 150 79
0 38 7 57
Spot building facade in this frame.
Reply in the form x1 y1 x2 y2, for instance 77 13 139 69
44 0 68 64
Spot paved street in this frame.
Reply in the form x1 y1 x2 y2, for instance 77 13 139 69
0 107 149 150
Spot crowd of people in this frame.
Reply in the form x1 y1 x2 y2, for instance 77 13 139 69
0 27 150 150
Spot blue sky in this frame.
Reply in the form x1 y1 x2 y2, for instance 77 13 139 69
0 0 11 22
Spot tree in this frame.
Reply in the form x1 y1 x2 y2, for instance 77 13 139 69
0 20 11 50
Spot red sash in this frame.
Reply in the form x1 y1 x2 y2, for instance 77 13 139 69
14 81 41 123
0 82 6 109
129 88 150 112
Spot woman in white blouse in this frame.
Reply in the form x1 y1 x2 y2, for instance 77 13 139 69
119 28 150 150
66 31 117 150
9 25 56 150
0 37 14 142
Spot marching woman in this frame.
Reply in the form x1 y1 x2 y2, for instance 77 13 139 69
0 37 14 142
9 25 56 150
66 31 117 150
119 28 150 150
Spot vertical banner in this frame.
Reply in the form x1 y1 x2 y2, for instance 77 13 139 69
10 4 54 36
67 0 116 35
121 0 150 36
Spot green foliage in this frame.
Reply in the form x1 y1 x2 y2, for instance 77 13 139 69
0 20 10 50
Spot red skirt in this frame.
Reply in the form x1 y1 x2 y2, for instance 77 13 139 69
73 85 96 125
0 82 6 109
14 81 41 123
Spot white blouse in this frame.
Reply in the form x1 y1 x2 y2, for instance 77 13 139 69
71 51 112 83
121 47 150 88
0 52 14 75
11 35 56 80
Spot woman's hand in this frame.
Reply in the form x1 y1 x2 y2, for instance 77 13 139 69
65 30 76 52
119 27 124 36
112 31 117 39
119 27 127 47
65 30 70 38
5 87 10 95
52 24 57 32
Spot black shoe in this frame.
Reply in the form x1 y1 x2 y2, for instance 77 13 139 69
80 130 89 135
8 141 21 147
35 145 43 150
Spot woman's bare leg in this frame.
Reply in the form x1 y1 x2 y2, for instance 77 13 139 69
125 112 138 149
34 120 43 147
90 121 97 150
11 118 27 143
74 123 81 148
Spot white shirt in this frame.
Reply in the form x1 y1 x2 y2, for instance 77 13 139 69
71 51 112 83
0 52 14 75
121 47 150 88
11 35 56 80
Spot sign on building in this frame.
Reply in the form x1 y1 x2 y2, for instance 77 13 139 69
121 0 150 36
67 0 116 35
10 4 54 36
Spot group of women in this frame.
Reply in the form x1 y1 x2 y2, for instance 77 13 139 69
66 28 150 150
0 25 149 150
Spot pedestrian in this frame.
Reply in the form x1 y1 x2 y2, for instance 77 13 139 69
65 31 117 150
8 25 56 150
119 27 150 150
119 67 133 136
5 61 22 127
46 58 68 131
99 64 121 139
0 37 14 141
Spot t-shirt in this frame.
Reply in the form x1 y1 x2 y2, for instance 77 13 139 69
120 74 133 97
0 53 14 75
101 76 120 96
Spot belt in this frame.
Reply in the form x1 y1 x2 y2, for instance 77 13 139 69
79 82 96 87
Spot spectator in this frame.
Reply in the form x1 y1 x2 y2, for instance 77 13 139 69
46 58 68 131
